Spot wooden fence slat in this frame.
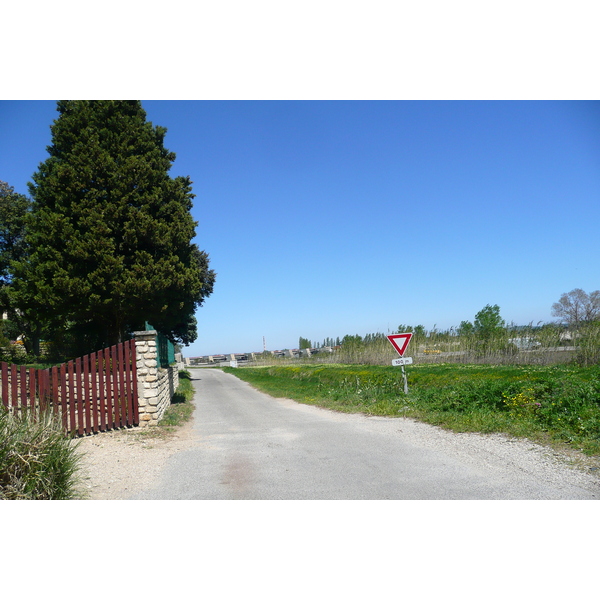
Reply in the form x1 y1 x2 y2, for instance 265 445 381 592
52 366 59 416
104 348 112 429
90 352 98 433
98 351 106 431
28 367 36 414
75 357 83 436
11 364 17 410
111 345 119 428
39 370 47 412
20 366 27 410
38 370 43 411
1 362 8 409
83 355 91 434
118 344 124 427
68 361 76 434
60 364 68 431
117 343 126 427
38 370 46 412
47 369 52 410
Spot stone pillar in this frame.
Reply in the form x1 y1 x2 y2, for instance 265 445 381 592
134 329 161 427
134 329 181 427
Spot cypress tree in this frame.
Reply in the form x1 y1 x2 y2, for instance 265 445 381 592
0 180 30 292
10 101 215 355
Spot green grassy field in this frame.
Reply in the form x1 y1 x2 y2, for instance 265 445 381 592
223 363 600 456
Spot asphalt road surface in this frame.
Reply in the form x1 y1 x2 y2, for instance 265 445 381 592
130 368 600 500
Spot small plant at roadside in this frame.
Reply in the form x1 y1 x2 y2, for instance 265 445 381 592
0 408 83 500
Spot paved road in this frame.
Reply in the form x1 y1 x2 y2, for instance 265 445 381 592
130 369 600 500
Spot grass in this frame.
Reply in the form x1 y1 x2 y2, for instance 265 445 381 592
0 408 83 499
223 363 600 456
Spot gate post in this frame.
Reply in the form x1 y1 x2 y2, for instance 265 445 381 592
133 329 180 427
133 329 160 427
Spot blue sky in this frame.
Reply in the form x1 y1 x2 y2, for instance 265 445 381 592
1 100 598 356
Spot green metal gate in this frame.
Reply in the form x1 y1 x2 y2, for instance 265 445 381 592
145 322 175 368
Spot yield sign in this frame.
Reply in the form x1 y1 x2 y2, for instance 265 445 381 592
386 333 413 357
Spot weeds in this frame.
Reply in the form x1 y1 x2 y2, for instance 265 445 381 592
159 371 195 428
0 408 83 499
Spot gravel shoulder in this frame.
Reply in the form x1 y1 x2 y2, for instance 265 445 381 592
75 415 199 500
360 413 600 497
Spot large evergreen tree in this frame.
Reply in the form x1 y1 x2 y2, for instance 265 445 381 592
10 101 215 355
0 180 40 354
0 180 30 294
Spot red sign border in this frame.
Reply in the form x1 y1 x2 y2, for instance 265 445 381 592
386 333 413 357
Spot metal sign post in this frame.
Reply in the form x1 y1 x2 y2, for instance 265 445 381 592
401 364 409 394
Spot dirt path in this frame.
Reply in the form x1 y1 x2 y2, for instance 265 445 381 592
75 416 199 500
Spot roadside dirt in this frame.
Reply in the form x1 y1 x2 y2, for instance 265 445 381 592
74 417 199 500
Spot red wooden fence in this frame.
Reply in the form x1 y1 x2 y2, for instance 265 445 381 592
0 340 138 436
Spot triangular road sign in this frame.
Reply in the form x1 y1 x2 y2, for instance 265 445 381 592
386 333 413 357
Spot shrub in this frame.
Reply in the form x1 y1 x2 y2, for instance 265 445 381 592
0 408 82 500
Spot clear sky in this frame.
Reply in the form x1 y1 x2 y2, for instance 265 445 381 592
1 100 599 356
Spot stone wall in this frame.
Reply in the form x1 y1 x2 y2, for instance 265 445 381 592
134 330 180 427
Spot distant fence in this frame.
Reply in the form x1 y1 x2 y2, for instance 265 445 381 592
0 340 138 436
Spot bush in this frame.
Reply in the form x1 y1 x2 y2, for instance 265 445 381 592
0 408 82 500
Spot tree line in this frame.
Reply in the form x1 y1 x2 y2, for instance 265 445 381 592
298 291 600 361
0 101 215 362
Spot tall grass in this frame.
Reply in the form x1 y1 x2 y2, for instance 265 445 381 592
0 408 83 499
575 321 600 366
251 322 597 368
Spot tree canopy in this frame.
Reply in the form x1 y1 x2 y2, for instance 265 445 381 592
551 288 600 327
473 304 505 340
10 101 215 355
0 180 37 355
0 181 30 297
299 337 312 349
